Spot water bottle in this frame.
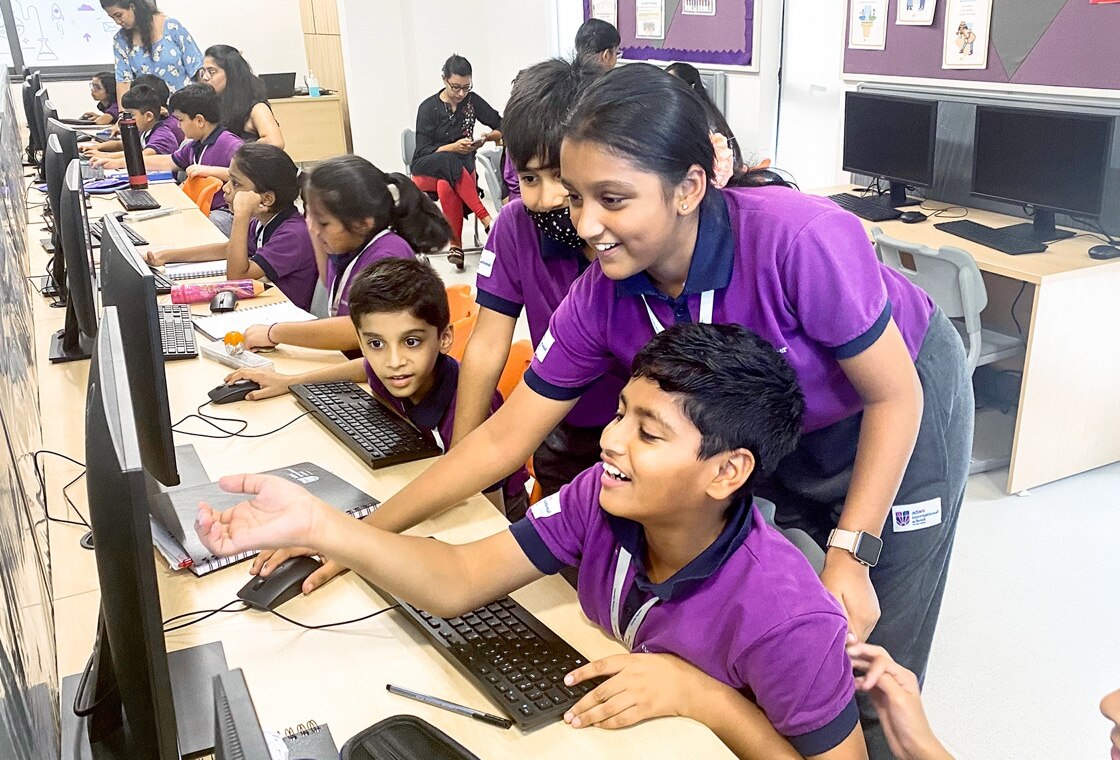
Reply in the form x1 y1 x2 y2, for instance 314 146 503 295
305 70 320 98
119 115 148 189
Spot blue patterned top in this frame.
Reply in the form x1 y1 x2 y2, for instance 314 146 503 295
112 17 203 93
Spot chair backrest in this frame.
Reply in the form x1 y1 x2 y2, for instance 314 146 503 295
181 175 223 217
872 227 988 372
448 311 478 362
497 340 533 401
401 128 416 174
754 497 825 575
475 146 505 214
446 284 477 323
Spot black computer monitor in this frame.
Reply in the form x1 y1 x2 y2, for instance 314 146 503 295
75 306 227 759
32 87 50 177
213 669 271 760
48 159 98 363
972 105 1115 243
21 80 39 162
842 92 939 207
98 214 180 486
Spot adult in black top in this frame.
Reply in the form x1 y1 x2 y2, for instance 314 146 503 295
198 44 285 149
411 55 501 263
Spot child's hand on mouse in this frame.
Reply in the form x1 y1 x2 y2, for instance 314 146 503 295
251 548 347 593
223 367 294 400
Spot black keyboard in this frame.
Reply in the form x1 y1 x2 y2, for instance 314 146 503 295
157 303 198 360
394 596 605 731
89 218 148 247
290 382 442 469
934 219 1048 255
151 268 173 295
116 188 160 211
828 193 903 222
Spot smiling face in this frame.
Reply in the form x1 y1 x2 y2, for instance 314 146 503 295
356 310 452 402
1102 689 1120 760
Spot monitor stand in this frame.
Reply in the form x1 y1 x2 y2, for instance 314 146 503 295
885 180 921 208
60 641 228 760
48 328 93 364
998 209 1075 244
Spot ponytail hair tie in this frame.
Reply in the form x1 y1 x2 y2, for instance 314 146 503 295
710 131 735 189
387 182 401 207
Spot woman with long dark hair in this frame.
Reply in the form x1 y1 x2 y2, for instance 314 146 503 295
198 45 285 149
100 1 203 102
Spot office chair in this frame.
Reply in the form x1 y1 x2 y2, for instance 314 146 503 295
754 497 826 575
872 228 1026 472
447 311 479 362
182 175 223 217
497 340 533 401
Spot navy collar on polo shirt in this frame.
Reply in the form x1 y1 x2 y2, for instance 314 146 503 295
407 353 458 431
604 492 753 602
615 187 735 299
191 124 227 159
538 229 591 271
258 205 298 245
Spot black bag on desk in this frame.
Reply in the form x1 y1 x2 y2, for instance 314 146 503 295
340 715 481 760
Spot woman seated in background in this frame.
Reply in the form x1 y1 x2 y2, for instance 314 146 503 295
81 71 119 124
198 44 284 149
409 54 502 270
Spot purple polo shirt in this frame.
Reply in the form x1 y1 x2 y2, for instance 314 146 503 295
248 207 317 311
328 230 416 319
526 186 936 433
502 152 520 200
99 101 120 120
510 465 858 755
475 199 626 428
363 354 530 500
142 118 184 155
170 125 244 209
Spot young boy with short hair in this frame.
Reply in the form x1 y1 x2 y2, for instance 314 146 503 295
198 323 866 759
83 83 183 160
223 257 530 523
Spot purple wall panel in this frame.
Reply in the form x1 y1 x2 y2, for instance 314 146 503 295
584 0 755 66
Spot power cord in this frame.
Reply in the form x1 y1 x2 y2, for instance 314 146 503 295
917 199 969 219
32 449 91 532
162 598 400 633
1010 282 1027 336
171 400 310 440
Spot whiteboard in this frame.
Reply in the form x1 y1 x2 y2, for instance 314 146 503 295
2 1 115 69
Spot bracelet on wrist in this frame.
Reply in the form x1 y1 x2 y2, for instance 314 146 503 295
266 323 279 347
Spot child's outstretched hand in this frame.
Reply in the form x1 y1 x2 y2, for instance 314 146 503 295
562 653 704 729
196 473 323 557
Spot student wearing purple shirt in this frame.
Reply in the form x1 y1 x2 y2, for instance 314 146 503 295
238 155 449 354
145 144 317 311
317 65 972 759
81 72 119 125
81 84 182 164
457 58 620 497
197 324 865 757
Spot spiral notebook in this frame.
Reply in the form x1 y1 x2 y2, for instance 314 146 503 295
280 721 338 760
163 260 228 281
191 300 317 341
151 462 379 577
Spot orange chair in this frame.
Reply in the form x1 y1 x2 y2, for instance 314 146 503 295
527 457 543 505
497 340 533 401
182 175 224 217
448 311 478 362
446 284 477 323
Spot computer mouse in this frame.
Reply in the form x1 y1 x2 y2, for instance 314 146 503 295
1089 245 1120 260
210 290 238 313
899 211 928 224
207 379 261 405
237 556 322 611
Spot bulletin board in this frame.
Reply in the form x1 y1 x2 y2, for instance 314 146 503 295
843 0 1120 91
584 0 757 68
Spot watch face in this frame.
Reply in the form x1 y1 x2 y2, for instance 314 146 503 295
854 533 883 566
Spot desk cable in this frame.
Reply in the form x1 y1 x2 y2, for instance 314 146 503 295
31 449 92 537
171 400 310 439
162 598 400 633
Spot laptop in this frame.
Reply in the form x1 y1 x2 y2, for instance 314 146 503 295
260 72 296 99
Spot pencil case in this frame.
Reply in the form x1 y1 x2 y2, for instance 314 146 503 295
340 715 481 760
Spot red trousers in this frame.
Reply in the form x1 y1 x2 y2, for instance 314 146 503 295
412 168 487 247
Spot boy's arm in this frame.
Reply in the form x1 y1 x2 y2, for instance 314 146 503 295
142 153 176 172
450 307 517 448
186 164 230 182
242 316 360 352
223 357 366 401
196 473 544 614
145 241 227 266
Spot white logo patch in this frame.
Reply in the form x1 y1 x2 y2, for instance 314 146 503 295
535 329 556 363
530 493 562 519
477 249 496 278
891 497 942 533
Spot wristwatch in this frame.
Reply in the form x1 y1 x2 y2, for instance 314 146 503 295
826 529 883 568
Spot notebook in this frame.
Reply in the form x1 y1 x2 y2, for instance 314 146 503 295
164 260 228 281
191 300 317 341
150 462 379 577
280 721 338 760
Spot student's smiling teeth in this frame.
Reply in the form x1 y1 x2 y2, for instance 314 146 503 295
603 462 631 481
594 242 620 252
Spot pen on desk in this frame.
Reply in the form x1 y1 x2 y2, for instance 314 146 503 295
385 684 512 729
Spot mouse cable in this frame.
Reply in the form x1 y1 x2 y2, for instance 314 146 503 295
163 599 249 633
266 603 401 630
172 400 310 440
1010 282 1027 336
32 449 91 531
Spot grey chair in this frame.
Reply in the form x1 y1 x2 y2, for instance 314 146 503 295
755 497 826 575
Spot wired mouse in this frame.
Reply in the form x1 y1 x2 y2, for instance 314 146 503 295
210 290 238 313
237 556 322 611
207 379 260 404
899 211 928 224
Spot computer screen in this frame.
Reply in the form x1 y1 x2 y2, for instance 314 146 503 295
45 154 98 363
842 92 939 205
98 214 180 486
972 105 1114 241
82 306 180 760
32 88 49 174
21 81 39 157
213 669 272 760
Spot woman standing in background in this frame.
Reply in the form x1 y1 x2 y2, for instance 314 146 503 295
100 0 203 102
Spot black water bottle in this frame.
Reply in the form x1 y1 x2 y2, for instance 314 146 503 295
119 115 148 189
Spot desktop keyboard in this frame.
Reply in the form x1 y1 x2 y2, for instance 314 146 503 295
933 219 1048 255
89 218 148 247
158 303 198 360
290 381 442 469
151 268 173 295
394 596 606 731
80 162 104 182
827 192 903 222
116 188 160 212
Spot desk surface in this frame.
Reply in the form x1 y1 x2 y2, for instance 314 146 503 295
40 184 732 757
815 185 1120 285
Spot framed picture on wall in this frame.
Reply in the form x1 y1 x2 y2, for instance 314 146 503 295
943 0 992 69
849 0 888 50
897 0 937 25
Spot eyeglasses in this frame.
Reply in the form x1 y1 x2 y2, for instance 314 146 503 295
198 66 221 80
446 83 472 94
90 82 105 91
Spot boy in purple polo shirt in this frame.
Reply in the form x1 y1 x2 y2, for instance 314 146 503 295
458 57 622 497
82 84 183 163
197 323 865 758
